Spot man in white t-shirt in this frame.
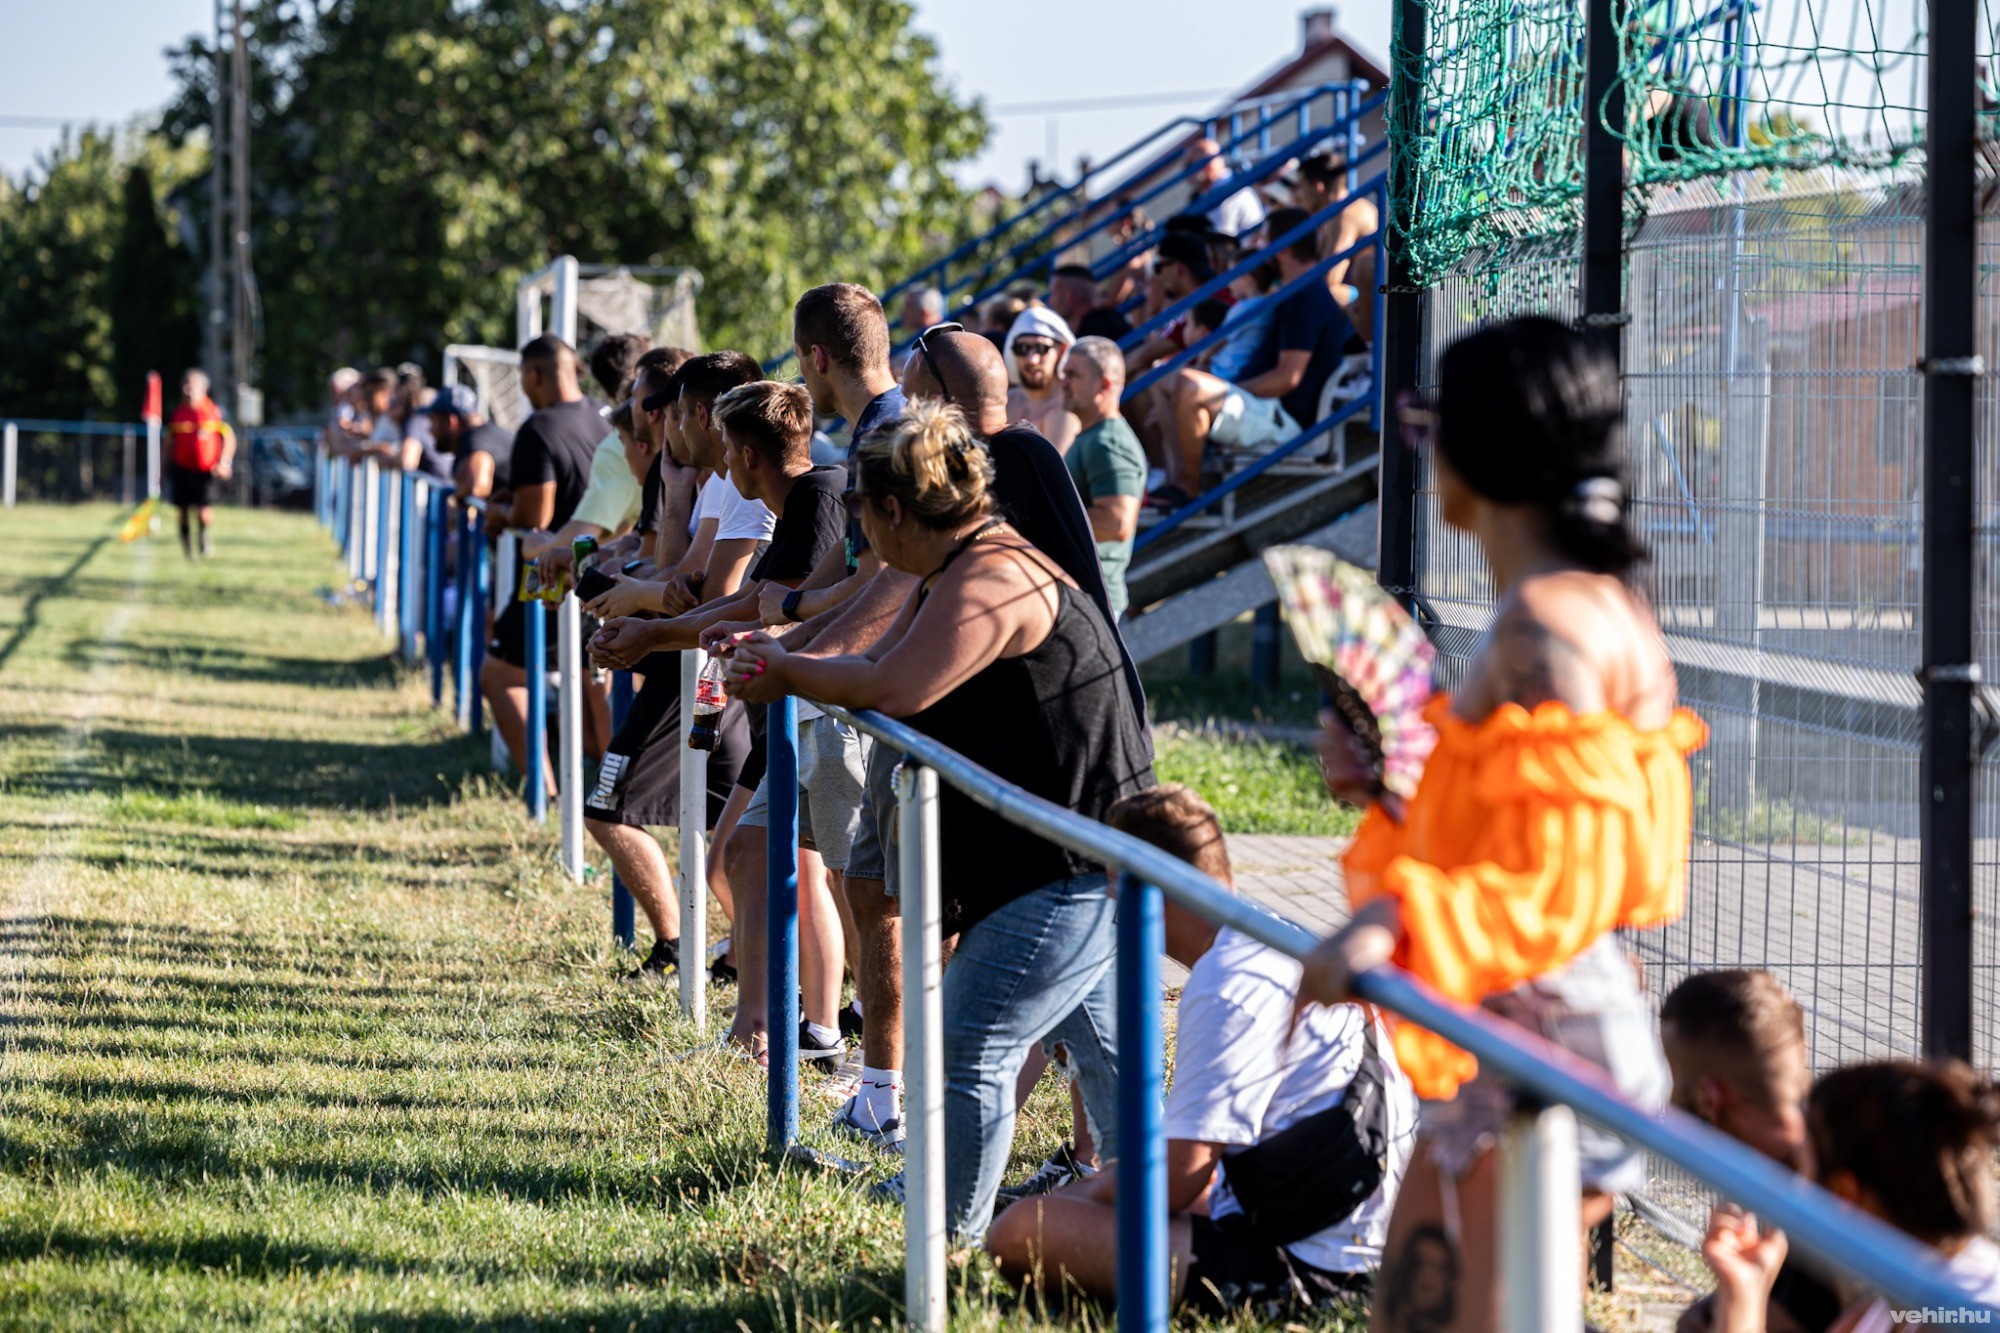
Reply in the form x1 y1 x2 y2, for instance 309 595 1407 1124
987 784 1418 1316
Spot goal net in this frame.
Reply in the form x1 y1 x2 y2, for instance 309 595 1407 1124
440 345 527 431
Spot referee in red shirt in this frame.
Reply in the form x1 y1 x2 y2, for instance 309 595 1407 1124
168 370 235 557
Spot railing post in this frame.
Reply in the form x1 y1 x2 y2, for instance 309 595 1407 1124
121 429 135 506
465 511 488 734
3 422 15 508
676 652 708 1023
373 464 395 633
1377 0 1426 604
525 586 548 822
426 486 448 706
1498 1104 1583 1332
145 415 161 503
557 590 584 880
1115 875 1168 1333
399 471 419 662
609 669 637 947
492 531 519 772
898 760 947 1333
766 696 800 1152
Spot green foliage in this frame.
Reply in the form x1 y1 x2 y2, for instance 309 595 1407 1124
0 132 203 419
160 0 989 412
1153 726 1360 837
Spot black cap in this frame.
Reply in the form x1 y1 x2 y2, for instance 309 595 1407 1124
639 366 683 413
1154 232 1214 282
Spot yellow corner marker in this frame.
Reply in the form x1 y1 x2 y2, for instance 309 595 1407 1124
118 497 158 543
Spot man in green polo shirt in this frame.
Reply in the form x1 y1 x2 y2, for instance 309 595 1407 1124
1058 336 1148 619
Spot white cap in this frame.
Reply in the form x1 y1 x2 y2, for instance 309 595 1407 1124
1004 306 1076 354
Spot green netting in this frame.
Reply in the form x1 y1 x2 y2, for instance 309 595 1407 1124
1393 0 1976 283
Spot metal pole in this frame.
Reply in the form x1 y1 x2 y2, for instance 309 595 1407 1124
146 416 161 503
1376 0 1425 602
1920 0 1979 1063
526 593 547 822
1115 876 1168 1333
206 0 227 400
766 696 801 1152
426 485 448 706
557 592 585 880
467 515 488 735
898 761 947 1333
121 430 135 505
676 653 708 1023
455 506 480 731
1498 1105 1584 1332
552 255 581 348
399 472 419 660
1580 0 1627 358
374 466 396 635
2 423 14 508
491 532 516 773
1249 602 1282 694
609 670 636 947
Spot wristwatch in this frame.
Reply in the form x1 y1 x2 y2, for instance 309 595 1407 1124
781 589 806 624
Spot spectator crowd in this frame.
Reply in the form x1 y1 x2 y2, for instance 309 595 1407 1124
310 143 2000 1328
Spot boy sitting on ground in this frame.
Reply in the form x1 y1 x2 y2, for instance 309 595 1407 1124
1660 970 1841 1333
986 784 1419 1316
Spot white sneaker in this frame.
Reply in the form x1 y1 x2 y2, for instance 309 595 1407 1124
831 1096 905 1155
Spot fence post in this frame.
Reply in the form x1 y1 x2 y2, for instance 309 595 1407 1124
898 760 947 1333
145 415 161 503
426 487 448 707
1115 875 1168 1333
1580 0 1626 358
121 430 135 506
399 471 420 662
466 512 489 735
766 696 801 1153
373 465 394 631
557 591 585 881
1376 0 1424 602
676 653 708 1023
1919 0 1979 1063
609 670 637 948
2 423 14 508
455 506 480 730
1498 1104 1583 1332
525 590 548 823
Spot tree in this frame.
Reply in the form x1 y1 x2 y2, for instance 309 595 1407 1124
164 0 989 412
108 165 204 417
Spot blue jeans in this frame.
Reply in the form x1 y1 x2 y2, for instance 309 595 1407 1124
942 872 1121 1238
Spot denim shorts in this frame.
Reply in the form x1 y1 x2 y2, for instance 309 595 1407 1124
736 714 870 871
1419 934 1670 1195
842 738 902 889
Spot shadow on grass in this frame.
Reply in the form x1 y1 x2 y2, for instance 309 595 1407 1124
0 533 115 673
59 637 406 691
7 726 491 810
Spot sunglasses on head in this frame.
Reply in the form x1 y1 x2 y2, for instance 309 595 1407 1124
1395 389 1438 453
912 322 965 406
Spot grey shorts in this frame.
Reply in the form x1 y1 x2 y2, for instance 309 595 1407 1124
843 738 902 892
738 713 870 870
1419 934 1670 1195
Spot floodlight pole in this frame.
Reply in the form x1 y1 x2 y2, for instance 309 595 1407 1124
1918 0 1979 1063
1580 0 1626 360
1375 0 1425 604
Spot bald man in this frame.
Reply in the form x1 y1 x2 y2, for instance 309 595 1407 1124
1186 137 1266 239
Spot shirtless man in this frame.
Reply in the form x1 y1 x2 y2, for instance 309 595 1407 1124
1295 151 1381 346
1002 307 1080 453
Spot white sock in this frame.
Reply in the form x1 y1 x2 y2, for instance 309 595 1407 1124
805 1021 840 1047
855 1067 904 1128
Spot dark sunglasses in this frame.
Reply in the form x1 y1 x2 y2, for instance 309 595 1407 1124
1395 389 1438 453
912 321 965 405
1012 339 1060 358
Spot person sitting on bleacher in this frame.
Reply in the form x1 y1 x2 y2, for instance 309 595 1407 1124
1661 971 1841 1333
1154 206 1354 507
1002 307 1080 453
1186 137 1267 240
986 784 1417 1316
1293 150 1380 345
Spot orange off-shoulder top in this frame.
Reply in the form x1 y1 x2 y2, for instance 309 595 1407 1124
1343 695 1709 1100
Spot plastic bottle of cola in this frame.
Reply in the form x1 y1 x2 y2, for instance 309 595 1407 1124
688 657 728 752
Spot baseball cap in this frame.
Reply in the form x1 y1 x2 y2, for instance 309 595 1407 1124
421 384 478 418
1154 232 1214 282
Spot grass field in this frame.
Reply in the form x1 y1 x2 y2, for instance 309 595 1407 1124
0 504 1373 1332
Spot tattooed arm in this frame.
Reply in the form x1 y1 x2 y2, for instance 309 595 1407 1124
1455 603 1607 721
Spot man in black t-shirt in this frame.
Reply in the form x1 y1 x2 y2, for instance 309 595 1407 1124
479 335 607 787
424 386 515 501
590 381 850 1061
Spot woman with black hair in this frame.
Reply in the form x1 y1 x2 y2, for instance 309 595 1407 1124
1298 315 1708 1330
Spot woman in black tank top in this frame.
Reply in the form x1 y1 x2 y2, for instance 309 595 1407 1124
725 401 1154 1237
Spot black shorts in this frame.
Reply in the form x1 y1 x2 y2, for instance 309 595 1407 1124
487 599 560 670
1181 1216 1370 1318
585 660 751 829
737 701 768 794
169 465 214 509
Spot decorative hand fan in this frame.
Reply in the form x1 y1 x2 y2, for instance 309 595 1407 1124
1261 546 1437 801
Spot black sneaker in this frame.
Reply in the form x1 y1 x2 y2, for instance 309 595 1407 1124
996 1141 1096 1203
620 937 678 984
798 1019 846 1074
838 1001 865 1041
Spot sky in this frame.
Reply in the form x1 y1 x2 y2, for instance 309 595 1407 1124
0 0 1392 188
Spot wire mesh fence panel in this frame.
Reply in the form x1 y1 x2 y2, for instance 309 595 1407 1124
5 426 147 505
1974 206 2000 1077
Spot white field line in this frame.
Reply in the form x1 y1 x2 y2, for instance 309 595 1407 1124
0 537 150 1073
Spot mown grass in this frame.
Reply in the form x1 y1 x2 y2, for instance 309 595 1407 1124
0 504 1369 1332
